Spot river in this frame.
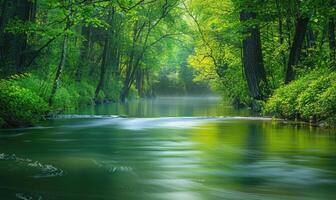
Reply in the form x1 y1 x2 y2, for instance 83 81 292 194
0 96 336 200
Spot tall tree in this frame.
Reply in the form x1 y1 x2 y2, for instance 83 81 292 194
240 11 267 100
49 1 72 106
94 7 115 101
0 0 36 75
285 15 309 83
120 0 175 101
328 0 336 63
76 25 93 82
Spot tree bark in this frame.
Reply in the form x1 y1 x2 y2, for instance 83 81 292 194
94 7 114 101
0 0 36 75
136 68 145 98
49 3 71 106
275 0 286 70
49 33 69 106
329 18 336 62
240 11 267 100
120 21 143 102
76 25 92 82
94 35 110 101
285 16 309 84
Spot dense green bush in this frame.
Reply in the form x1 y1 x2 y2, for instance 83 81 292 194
0 74 101 127
264 69 336 126
52 87 78 112
0 77 48 128
15 73 51 101
15 73 98 110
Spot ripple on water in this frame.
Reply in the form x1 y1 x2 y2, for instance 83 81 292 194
92 159 137 177
232 158 336 185
0 153 63 178
46 115 274 130
16 193 42 200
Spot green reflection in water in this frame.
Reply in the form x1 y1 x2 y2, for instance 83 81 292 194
0 97 335 200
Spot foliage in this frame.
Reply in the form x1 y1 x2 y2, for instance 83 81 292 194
0 76 48 128
0 0 336 128
264 69 336 125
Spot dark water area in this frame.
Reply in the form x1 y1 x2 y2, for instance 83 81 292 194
1 96 336 200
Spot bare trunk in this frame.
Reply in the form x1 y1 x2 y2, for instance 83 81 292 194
49 34 69 106
240 11 267 100
275 0 286 69
76 25 92 82
120 56 140 102
94 35 110 101
136 68 145 98
94 7 114 101
285 16 309 84
329 18 336 62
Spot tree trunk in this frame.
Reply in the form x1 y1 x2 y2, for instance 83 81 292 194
94 35 110 102
120 56 139 102
0 0 36 75
136 68 145 98
306 25 316 48
49 33 69 106
76 25 92 82
94 8 115 102
120 22 140 102
329 18 336 62
240 11 267 100
49 4 71 106
285 16 309 84
275 0 286 70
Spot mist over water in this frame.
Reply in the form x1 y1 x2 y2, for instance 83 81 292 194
1 96 336 200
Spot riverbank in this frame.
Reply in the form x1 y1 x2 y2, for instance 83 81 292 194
0 74 126 128
263 69 336 128
1 69 335 129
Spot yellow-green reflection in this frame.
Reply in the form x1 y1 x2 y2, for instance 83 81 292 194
0 97 335 200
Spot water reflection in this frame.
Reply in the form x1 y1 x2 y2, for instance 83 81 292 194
74 96 250 117
0 97 336 200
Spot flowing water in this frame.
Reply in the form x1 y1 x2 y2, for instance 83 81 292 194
1 96 336 200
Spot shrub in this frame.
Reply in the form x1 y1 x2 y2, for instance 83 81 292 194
15 73 51 101
315 78 336 120
296 73 335 120
51 87 78 112
264 69 336 125
264 78 310 119
0 78 48 128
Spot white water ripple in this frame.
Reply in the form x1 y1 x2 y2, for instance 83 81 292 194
51 115 275 130
0 153 63 178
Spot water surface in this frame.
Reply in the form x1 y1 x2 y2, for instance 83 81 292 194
1 96 336 200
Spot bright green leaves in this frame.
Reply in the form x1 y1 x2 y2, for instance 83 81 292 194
264 69 336 124
0 77 48 128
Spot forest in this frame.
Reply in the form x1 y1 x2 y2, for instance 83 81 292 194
0 0 335 128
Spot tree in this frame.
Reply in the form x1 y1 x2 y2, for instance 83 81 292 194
49 1 72 106
285 15 309 83
0 0 37 75
240 10 267 100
